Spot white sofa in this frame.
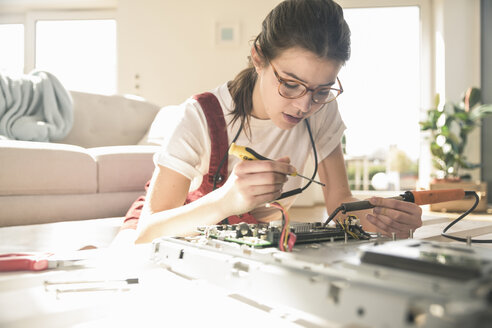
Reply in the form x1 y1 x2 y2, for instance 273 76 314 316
0 91 161 227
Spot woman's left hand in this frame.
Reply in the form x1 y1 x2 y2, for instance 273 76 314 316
366 197 423 238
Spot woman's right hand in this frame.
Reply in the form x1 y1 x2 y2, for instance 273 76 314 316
217 157 295 215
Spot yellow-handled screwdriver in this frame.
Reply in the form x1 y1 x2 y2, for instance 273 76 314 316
229 143 325 187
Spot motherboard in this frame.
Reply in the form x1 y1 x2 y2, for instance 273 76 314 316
197 217 371 248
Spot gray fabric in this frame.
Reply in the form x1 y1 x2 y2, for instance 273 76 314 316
0 71 73 142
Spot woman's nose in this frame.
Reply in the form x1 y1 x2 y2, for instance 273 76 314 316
294 92 313 113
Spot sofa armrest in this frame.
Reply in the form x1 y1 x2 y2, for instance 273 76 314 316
88 145 160 193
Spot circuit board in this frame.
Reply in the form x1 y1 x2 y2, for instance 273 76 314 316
196 219 371 248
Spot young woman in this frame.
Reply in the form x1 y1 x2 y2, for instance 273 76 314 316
121 0 422 244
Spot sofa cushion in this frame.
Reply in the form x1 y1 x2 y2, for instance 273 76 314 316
0 140 97 195
59 92 160 148
89 145 160 193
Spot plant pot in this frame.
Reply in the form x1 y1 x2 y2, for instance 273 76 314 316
429 180 488 212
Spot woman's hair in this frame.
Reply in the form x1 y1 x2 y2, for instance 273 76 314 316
228 0 351 134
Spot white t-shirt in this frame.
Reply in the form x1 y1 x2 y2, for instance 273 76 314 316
154 82 346 220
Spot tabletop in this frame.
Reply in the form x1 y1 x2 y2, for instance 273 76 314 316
1 209 491 328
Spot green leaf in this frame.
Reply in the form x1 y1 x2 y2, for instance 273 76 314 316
454 111 468 121
432 158 446 171
467 87 481 109
470 104 492 121
440 125 449 136
420 109 442 130
433 93 440 108
430 142 444 158
419 122 432 130
458 159 480 169
430 109 441 123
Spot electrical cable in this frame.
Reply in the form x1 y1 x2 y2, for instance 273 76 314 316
276 119 318 200
441 191 492 244
268 202 296 251
213 119 320 201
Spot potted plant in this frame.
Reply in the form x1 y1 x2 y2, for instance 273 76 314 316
420 87 492 212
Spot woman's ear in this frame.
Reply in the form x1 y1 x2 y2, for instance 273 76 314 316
251 44 265 73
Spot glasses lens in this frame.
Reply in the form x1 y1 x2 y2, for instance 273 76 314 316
313 88 338 104
279 81 306 99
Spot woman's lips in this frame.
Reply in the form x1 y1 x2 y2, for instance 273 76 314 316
283 113 302 124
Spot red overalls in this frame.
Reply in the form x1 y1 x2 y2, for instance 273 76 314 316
120 92 257 231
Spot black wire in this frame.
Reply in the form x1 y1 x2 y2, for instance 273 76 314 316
214 119 318 199
441 191 492 244
302 119 318 191
276 119 317 200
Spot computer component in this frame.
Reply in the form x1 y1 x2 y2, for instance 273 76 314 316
196 219 371 249
152 235 492 328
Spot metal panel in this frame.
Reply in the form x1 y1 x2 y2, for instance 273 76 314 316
152 237 492 328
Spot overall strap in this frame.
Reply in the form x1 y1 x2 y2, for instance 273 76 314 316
122 92 228 231
122 91 257 232
192 92 228 188
190 92 257 225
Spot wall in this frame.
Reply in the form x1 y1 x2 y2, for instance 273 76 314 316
481 0 492 203
117 0 281 107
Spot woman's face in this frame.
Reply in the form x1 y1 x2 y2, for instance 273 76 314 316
252 47 342 130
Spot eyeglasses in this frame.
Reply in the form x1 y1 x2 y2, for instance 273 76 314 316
270 62 343 105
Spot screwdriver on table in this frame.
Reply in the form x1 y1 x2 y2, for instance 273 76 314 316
229 143 325 187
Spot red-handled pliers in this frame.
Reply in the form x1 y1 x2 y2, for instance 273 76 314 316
0 253 84 272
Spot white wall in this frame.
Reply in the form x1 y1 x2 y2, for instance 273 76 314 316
117 0 281 107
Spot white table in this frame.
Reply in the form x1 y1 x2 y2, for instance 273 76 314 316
0 218 322 327
1 212 491 328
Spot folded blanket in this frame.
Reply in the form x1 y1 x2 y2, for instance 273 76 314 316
0 71 73 142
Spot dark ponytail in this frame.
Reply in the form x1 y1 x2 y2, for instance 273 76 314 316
229 0 351 133
228 61 257 135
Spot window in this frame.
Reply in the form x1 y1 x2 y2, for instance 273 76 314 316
337 5 422 192
0 11 116 95
35 19 116 94
0 24 24 76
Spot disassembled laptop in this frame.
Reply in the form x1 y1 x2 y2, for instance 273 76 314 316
152 190 492 328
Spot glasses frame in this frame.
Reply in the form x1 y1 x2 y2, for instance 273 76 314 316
270 62 343 104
